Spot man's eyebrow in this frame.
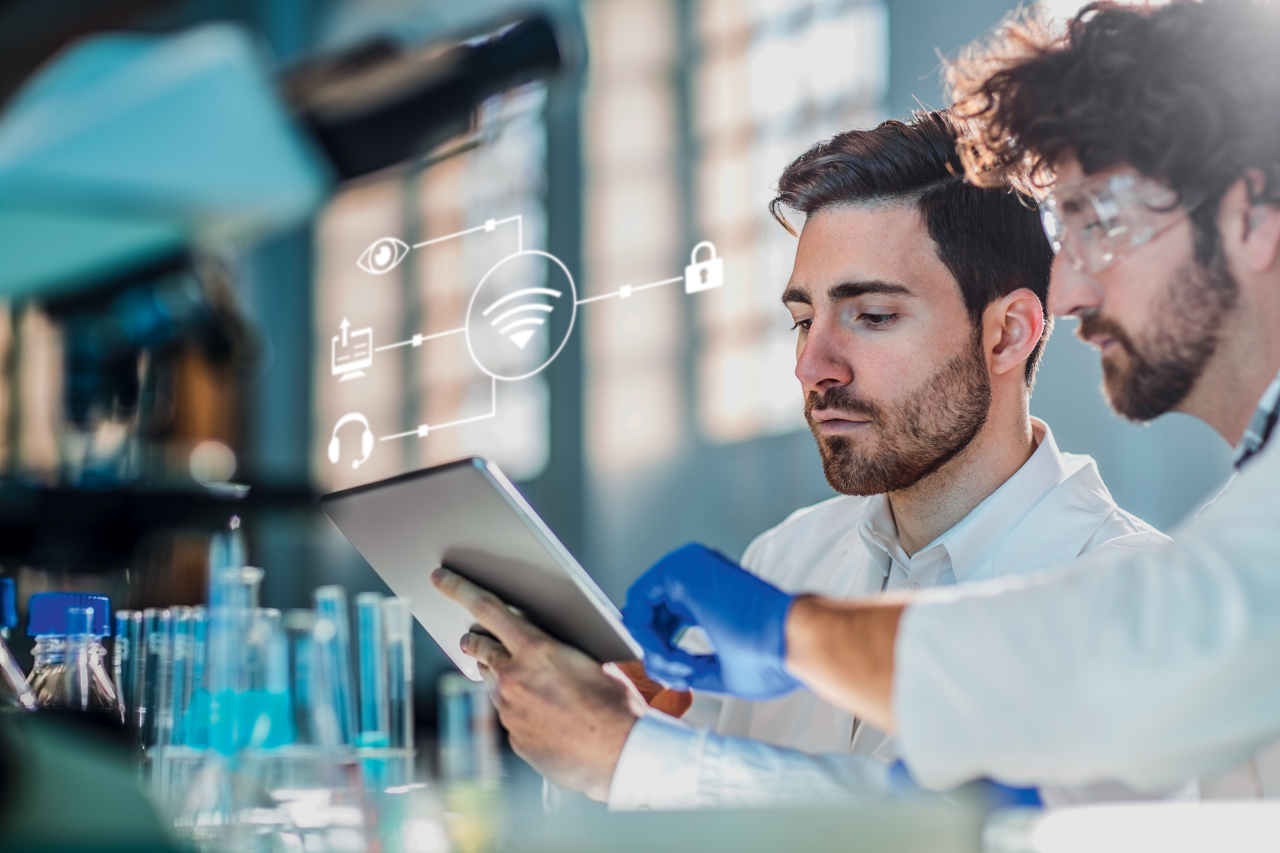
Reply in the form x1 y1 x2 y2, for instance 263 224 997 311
782 280 912 306
781 285 810 305
827 281 913 301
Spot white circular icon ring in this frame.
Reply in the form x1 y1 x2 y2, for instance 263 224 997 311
465 250 577 382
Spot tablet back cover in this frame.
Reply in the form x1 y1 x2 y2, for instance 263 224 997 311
321 457 640 680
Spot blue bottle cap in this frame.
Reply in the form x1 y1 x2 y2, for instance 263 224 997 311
0 578 15 630
27 592 111 637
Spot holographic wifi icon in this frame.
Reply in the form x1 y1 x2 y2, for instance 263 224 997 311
483 287 562 350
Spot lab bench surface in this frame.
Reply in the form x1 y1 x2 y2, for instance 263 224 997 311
506 802 983 853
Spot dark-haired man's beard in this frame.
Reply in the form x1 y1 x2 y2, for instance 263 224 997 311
1079 254 1238 423
805 334 991 496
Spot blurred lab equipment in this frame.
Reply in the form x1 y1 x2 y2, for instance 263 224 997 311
0 578 34 709
101 521 424 850
439 673 502 788
313 584 358 747
383 596 414 753
27 592 120 717
285 17 563 180
0 11 568 586
440 673 504 853
0 9 565 852
1 577 16 638
356 592 388 747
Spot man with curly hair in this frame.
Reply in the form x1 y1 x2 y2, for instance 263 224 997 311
617 0 1280 798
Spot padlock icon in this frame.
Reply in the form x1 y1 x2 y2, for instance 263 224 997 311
685 241 724 294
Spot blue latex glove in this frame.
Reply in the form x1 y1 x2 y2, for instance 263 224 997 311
889 760 1042 810
622 543 801 700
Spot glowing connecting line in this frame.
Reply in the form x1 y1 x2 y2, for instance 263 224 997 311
327 222 726 469
412 214 522 252
574 276 684 305
379 376 498 443
373 326 466 353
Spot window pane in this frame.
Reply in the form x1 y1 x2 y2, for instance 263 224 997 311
313 87 550 490
695 0 889 443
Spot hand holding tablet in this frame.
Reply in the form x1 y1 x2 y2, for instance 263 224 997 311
321 457 640 680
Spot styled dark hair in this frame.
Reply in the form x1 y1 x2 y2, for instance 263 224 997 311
771 110 1053 385
948 0 1280 264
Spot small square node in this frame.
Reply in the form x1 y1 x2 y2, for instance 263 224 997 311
412 334 424 347
620 285 633 299
484 218 497 232
417 425 430 438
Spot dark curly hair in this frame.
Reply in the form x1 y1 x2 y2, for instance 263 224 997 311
948 0 1280 264
771 110 1053 386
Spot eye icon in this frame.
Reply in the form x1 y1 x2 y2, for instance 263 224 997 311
357 237 410 275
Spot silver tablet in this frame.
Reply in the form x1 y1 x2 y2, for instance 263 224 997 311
320 456 641 680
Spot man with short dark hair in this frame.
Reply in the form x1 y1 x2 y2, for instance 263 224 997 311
622 0 1280 798
430 110 1167 807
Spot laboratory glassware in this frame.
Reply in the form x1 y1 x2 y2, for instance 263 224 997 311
28 595 119 717
383 597 414 752
113 609 145 740
142 608 175 749
313 585 356 747
356 592 388 746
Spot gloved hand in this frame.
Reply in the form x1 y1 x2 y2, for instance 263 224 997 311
622 543 801 700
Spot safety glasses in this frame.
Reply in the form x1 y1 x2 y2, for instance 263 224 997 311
1040 172 1197 275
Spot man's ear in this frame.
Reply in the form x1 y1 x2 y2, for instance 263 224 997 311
1224 172 1280 273
984 288 1046 380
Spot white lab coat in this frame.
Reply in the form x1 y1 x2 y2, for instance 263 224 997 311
893 415 1280 795
609 420 1169 810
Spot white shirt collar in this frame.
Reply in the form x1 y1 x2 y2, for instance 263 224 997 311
851 419 1074 584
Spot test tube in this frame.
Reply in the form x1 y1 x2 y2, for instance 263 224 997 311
184 606 209 748
206 518 260 755
263 609 292 748
125 611 148 741
313 586 356 747
167 607 194 747
356 592 388 746
439 673 500 788
382 597 414 752
143 608 174 750
208 565 262 755
242 608 291 749
113 610 141 731
283 609 316 746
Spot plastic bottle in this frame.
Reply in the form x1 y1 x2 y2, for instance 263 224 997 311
28 592 121 719
0 578 34 710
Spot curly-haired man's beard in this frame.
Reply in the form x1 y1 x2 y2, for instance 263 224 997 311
1079 254 1238 423
805 331 992 496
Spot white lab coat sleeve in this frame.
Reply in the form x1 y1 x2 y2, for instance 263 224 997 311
893 436 1280 793
608 711 890 810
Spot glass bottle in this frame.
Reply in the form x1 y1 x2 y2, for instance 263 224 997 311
27 593 120 719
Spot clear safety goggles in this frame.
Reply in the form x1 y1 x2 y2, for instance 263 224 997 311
1040 173 1197 275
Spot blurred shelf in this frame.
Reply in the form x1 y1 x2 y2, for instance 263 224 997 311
0 481 316 570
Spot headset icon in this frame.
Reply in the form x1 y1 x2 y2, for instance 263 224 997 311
329 412 373 469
